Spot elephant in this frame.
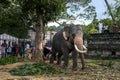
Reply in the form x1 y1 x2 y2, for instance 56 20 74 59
50 24 87 70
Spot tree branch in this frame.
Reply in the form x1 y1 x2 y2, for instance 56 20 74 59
104 0 115 22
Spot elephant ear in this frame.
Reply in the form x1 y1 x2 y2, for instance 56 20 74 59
62 27 70 40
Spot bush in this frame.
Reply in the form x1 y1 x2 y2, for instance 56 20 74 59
9 62 64 76
0 55 18 65
89 28 99 34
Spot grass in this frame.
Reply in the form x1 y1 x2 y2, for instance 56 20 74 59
111 59 120 62
87 58 120 70
1 58 119 80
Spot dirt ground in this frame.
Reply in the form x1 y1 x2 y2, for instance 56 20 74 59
0 59 120 80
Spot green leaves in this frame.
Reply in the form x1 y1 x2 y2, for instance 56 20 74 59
0 55 18 65
0 0 29 38
0 0 11 8
66 0 95 20
9 62 64 76
89 28 98 34
19 0 67 24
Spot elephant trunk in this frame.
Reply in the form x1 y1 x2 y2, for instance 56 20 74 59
74 35 87 53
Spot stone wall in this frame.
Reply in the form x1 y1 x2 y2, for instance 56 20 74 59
88 33 120 51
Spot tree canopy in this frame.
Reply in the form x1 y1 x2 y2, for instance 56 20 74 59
104 0 120 27
0 0 29 38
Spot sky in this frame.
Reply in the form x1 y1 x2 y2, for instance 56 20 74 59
48 0 115 26
91 0 115 20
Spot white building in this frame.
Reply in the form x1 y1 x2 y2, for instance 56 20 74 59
28 30 56 46
0 33 18 45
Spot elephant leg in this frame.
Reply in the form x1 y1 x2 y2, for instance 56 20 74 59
62 50 69 69
79 53 86 69
72 51 78 71
57 53 62 65
50 50 56 64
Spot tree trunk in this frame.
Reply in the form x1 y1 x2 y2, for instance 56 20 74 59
34 8 44 62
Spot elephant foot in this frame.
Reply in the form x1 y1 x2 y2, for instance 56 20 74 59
81 65 87 70
49 57 54 64
57 63 61 66
57 61 61 65
50 62 53 64
72 67 78 71
49 60 54 64
81 66 87 70
81 67 85 70
62 65 68 69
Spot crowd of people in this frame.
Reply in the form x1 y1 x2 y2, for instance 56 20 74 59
98 22 119 33
0 40 35 59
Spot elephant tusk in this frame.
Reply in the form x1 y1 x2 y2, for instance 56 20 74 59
74 44 87 53
83 45 87 50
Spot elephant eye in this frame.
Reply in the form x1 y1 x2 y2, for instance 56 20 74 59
72 34 75 38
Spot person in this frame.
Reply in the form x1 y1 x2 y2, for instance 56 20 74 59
19 43 25 60
7 41 12 55
103 25 109 33
31 46 35 54
11 42 17 56
1 40 7 47
24 43 31 59
84 39 88 48
31 46 35 59
113 23 119 32
43 43 52 60
25 43 30 51
15 44 19 56
98 22 103 33
0 45 2 58
1 40 7 57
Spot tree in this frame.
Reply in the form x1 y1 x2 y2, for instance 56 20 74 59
0 0 29 38
113 0 120 27
104 0 115 22
104 0 120 29
0 0 10 32
83 23 98 40
100 18 113 32
55 0 96 26
17 0 67 61
89 28 98 34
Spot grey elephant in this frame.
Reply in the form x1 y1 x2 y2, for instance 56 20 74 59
50 25 87 70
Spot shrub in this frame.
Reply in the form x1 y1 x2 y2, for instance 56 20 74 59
89 28 99 34
9 62 64 76
0 55 18 65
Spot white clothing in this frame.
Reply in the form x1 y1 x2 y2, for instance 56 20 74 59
98 23 103 33
25 44 30 51
0 46 1 55
104 26 108 30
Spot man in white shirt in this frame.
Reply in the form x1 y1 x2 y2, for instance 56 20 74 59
98 22 103 33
